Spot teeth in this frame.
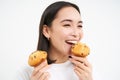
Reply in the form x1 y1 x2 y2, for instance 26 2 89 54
67 41 77 44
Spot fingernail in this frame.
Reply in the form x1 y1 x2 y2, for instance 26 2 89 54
69 56 72 58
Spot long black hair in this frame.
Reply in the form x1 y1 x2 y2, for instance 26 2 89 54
37 1 81 64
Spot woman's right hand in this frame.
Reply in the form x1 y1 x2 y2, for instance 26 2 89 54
30 60 50 80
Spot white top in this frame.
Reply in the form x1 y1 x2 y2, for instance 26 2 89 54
15 60 79 80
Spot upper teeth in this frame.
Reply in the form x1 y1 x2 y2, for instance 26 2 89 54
67 41 77 44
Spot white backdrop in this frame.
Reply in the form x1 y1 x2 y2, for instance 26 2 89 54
0 0 120 80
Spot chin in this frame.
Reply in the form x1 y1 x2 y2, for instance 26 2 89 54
63 49 71 56
61 44 71 55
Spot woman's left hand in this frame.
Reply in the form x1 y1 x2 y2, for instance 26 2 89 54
69 55 93 80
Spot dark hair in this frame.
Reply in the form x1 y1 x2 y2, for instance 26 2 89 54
37 1 81 64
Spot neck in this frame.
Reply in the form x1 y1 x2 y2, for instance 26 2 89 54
48 49 69 63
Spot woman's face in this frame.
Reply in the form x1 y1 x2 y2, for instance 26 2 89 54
45 7 83 56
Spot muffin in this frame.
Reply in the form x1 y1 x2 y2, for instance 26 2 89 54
71 42 90 57
28 50 47 67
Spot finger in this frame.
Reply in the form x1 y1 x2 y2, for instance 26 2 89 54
33 60 48 75
36 65 50 78
37 65 50 78
39 72 49 80
32 69 39 76
84 59 92 68
44 73 50 80
35 60 48 70
74 66 92 80
46 74 50 80
74 69 82 78
71 55 91 67
74 66 88 79
31 70 41 80
31 65 50 80
39 65 51 74
69 58 86 70
69 58 92 74
71 59 92 73
71 55 85 63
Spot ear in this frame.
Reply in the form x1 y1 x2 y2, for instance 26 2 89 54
42 25 50 39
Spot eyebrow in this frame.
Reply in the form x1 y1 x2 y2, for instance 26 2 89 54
60 19 83 24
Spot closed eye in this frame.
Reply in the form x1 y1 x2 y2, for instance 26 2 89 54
78 25 83 28
63 24 71 27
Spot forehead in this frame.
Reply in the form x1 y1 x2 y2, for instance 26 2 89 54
55 7 81 21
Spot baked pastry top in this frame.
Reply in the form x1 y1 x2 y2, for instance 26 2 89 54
71 42 90 57
28 50 47 67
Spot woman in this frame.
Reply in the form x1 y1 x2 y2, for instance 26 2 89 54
17 1 93 80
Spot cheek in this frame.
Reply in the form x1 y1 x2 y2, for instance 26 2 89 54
80 30 84 39
51 28 70 39
62 28 73 35
49 29 69 49
50 30 64 42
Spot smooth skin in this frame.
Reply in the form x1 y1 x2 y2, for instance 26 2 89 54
31 60 50 80
69 55 93 80
31 6 92 80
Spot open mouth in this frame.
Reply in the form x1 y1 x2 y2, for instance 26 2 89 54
65 40 77 45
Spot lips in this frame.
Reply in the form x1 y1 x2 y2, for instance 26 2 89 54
65 40 78 45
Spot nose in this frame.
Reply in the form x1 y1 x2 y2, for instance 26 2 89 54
71 28 80 38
